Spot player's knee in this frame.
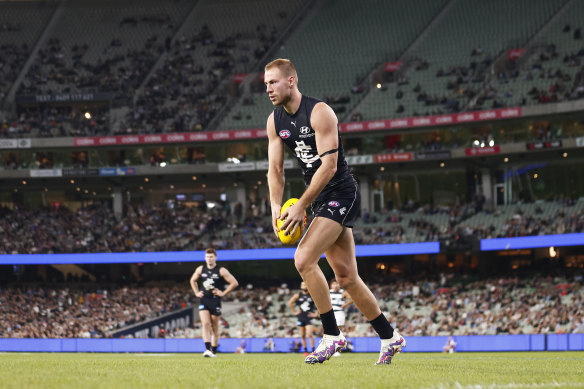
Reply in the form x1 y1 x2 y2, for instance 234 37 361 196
336 274 357 290
294 252 312 275
202 321 212 331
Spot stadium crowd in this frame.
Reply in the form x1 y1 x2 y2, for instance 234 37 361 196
1 272 583 339
0 203 224 254
0 8 583 139
1 197 583 254
0 285 193 338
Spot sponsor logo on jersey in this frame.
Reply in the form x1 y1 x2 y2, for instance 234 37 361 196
327 208 335 215
328 201 340 207
279 130 291 139
291 121 297 127
298 126 314 139
339 207 346 215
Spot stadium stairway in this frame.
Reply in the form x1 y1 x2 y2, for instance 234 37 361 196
51 264 96 282
4 3 61 104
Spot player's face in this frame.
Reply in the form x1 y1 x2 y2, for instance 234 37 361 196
300 281 308 292
331 281 340 292
205 253 216 267
264 68 292 106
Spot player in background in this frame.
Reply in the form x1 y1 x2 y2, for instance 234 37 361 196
443 336 457 353
329 279 353 356
265 58 405 365
190 248 239 357
288 281 317 356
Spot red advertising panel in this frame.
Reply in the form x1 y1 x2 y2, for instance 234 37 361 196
384 61 403 72
233 73 247 84
507 48 526 60
374 152 412 163
464 146 501 156
73 107 523 147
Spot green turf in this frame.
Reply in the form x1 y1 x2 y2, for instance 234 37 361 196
0 352 583 389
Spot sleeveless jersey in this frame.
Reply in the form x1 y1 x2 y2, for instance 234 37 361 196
330 289 345 312
296 291 316 313
198 264 225 299
273 95 351 189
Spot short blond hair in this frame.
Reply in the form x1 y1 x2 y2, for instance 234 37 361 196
205 248 216 255
265 58 297 79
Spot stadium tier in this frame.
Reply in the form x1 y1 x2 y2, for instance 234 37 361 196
2 273 583 338
1 0 583 137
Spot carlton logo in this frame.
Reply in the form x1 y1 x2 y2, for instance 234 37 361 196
279 130 291 139
328 201 340 207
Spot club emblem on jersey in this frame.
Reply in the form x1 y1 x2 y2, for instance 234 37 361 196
300 126 310 134
279 130 291 139
328 201 340 207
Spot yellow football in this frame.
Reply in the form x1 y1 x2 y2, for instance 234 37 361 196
277 198 307 245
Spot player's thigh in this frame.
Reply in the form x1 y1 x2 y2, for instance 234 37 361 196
306 324 315 337
210 314 220 330
299 325 306 337
199 309 212 325
295 217 343 265
324 227 358 280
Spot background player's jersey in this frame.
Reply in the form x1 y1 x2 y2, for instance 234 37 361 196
330 289 345 312
198 264 225 299
295 292 316 314
273 95 350 187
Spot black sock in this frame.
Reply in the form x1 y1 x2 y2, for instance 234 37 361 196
370 313 394 339
320 309 340 336
205 342 211 351
211 345 217 353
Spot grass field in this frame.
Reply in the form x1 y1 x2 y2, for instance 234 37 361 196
0 352 583 389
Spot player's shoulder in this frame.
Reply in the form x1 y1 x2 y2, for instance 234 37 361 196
310 101 337 126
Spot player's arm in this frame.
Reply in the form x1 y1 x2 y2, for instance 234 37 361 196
280 102 338 234
215 267 239 297
189 265 204 298
341 290 354 309
267 111 285 237
308 307 319 318
288 293 301 315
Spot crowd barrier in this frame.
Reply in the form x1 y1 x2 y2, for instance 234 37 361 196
0 334 582 353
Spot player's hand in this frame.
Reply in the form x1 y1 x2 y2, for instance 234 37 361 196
279 202 305 236
271 205 281 237
212 289 225 297
195 291 204 298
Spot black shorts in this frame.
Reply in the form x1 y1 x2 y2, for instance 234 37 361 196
311 176 360 228
199 297 222 316
296 312 314 327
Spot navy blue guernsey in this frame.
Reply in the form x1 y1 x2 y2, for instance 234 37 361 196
273 95 351 190
198 264 225 299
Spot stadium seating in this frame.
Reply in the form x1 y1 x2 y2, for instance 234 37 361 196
2 273 582 339
494 0 584 107
18 0 195 98
1 0 584 137
117 0 305 134
0 1 56 101
356 0 569 120
216 0 450 130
